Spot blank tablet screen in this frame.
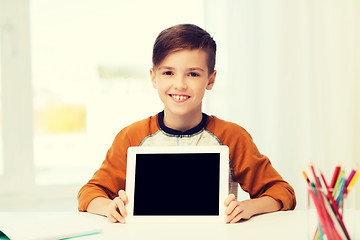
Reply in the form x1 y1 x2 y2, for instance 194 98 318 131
133 153 220 216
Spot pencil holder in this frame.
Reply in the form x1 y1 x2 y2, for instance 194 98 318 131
340 187 357 240
306 174 358 240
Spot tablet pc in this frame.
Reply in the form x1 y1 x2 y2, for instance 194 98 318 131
125 146 229 223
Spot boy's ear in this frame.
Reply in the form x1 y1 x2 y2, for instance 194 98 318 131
150 68 158 89
206 70 216 90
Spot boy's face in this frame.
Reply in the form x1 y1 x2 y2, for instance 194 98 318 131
150 49 216 119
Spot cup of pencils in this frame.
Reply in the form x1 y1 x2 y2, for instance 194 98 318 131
303 164 358 240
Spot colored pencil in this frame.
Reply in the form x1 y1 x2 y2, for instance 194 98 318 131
319 171 343 220
309 166 335 240
308 186 334 240
345 169 356 187
330 165 341 189
336 178 346 206
347 171 359 194
310 164 321 188
344 169 356 194
320 171 351 239
320 191 349 240
305 165 356 240
303 170 310 183
332 170 344 197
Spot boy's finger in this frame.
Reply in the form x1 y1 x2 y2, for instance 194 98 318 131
225 206 243 223
224 194 236 206
108 213 118 223
227 205 241 221
109 200 122 219
114 197 128 218
111 210 125 223
107 202 123 223
119 190 129 204
231 208 251 223
230 214 242 224
224 200 238 215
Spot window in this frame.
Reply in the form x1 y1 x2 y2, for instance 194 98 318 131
30 0 205 186
0 0 205 204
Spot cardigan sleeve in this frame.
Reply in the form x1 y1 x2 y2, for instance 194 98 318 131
231 129 296 210
77 128 131 212
77 115 159 212
207 116 296 210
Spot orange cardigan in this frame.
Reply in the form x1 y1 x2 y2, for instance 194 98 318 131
78 112 296 211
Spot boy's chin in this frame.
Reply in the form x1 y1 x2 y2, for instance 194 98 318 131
164 107 201 118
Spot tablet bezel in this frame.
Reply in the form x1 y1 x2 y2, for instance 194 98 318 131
125 145 229 223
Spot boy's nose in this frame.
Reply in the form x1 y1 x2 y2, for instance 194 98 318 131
174 75 187 90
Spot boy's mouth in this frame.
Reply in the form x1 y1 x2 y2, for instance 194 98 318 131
169 94 190 102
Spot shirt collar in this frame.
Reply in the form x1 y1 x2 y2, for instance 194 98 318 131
157 111 208 136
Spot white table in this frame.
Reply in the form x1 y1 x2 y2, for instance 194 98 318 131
0 210 358 240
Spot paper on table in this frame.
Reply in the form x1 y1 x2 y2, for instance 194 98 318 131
0 212 101 240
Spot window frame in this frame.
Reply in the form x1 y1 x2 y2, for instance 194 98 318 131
0 1 81 202
0 1 84 205
0 0 35 194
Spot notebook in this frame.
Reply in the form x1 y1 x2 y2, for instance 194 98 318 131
125 145 229 223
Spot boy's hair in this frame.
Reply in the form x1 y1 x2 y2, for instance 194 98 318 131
152 24 216 74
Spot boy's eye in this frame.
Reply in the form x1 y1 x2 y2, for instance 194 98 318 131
188 72 200 77
163 71 173 76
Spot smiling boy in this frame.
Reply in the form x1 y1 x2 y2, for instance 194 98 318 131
150 48 214 131
77 24 296 224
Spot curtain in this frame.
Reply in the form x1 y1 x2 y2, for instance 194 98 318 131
205 0 360 209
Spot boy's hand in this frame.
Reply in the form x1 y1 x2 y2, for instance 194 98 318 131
106 190 129 223
224 194 254 223
224 194 282 223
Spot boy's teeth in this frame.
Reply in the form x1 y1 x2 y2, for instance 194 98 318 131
172 95 187 101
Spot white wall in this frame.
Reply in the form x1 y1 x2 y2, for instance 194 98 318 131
205 0 360 209
1 0 359 211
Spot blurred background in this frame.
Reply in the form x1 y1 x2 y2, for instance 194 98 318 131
0 0 359 211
